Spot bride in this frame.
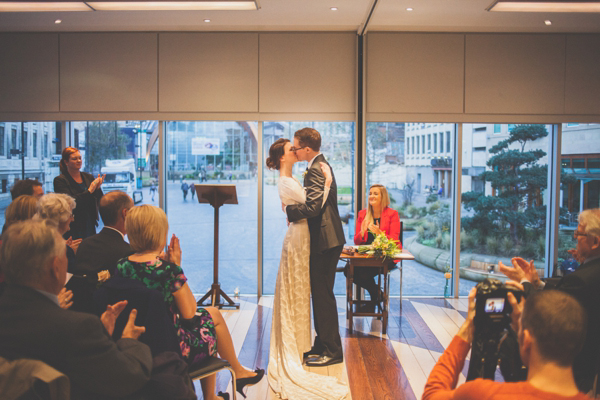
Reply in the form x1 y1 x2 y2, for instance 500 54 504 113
266 138 348 399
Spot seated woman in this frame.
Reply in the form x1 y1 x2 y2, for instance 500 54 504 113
117 205 264 400
36 193 81 272
351 184 400 312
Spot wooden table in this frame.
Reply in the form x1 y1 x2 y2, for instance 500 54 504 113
340 249 415 334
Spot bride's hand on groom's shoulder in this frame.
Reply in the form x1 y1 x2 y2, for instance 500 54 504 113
319 162 332 187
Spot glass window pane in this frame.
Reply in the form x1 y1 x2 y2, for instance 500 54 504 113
263 122 355 296
559 123 600 274
167 121 258 296
462 124 551 291
0 122 61 228
367 122 461 296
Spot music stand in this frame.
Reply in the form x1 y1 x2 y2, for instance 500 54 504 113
195 184 239 309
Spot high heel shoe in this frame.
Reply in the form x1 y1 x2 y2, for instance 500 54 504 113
217 391 229 400
235 368 265 398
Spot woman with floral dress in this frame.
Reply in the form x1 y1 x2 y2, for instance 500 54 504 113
116 205 264 400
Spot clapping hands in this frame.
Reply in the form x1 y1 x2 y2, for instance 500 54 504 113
66 236 82 254
88 174 106 193
498 257 540 288
165 234 182 266
101 300 146 340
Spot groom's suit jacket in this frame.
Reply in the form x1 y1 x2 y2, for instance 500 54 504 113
286 153 345 254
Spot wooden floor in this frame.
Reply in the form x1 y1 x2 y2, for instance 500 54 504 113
196 296 472 400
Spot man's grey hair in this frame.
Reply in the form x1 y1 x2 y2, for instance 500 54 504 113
579 209 600 239
0 220 65 286
36 193 76 225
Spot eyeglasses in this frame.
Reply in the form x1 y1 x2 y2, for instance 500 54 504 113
574 231 588 238
290 146 308 152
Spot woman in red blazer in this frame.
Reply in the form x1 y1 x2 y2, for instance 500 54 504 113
351 184 401 312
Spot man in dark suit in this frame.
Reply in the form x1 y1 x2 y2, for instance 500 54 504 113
69 190 134 313
286 127 346 367
0 220 152 400
74 190 134 279
499 208 600 392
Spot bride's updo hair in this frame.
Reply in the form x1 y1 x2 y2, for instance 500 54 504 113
266 138 290 170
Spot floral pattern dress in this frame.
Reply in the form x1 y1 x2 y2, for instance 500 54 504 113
116 257 217 365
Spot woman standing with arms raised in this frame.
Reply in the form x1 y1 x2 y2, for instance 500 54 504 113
53 147 104 240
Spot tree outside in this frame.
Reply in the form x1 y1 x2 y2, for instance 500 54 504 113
85 121 131 175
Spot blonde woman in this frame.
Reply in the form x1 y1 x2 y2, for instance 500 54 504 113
116 205 263 400
352 184 400 312
4 195 38 229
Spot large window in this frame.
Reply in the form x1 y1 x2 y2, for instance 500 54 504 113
461 124 551 292
367 122 461 296
167 121 258 296
262 121 355 295
558 123 600 275
0 122 60 228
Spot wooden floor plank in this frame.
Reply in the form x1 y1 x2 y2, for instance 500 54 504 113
412 302 454 349
398 301 445 353
441 305 466 327
343 336 375 400
390 341 426 400
426 304 461 339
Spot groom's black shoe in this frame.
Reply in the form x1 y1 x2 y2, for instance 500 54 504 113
302 347 323 363
304 354 343 367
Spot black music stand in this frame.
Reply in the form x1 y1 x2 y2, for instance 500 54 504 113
195 184 239 309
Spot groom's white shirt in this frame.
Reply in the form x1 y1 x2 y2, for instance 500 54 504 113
306 152 322 169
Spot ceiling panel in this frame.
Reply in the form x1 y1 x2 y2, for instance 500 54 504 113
0 0 598 32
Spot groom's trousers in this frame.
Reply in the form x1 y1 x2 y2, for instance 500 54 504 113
310 244 344 359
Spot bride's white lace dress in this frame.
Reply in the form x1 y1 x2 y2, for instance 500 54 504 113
268 176 348 400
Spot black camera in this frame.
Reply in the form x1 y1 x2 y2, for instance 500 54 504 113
466 278 526 382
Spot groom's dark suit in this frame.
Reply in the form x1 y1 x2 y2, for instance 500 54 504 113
286 153 346 359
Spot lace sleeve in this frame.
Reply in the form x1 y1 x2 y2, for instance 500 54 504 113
279 178 306 205
322 186 330 207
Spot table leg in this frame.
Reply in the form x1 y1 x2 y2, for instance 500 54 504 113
347 262 353 333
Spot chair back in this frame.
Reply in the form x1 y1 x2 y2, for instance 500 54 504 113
93 276 181 357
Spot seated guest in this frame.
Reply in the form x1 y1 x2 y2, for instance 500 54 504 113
350 184 400 312
499 208 600 392
74 190 134 281
423 289 589 400
0 220 152 400
118 205 264 400
10 178 44 200
36 193 81 271
0 195 39 295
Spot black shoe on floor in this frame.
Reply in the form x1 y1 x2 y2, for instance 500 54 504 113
356 302 376 313
303 347 323 362
236 368 265 398
304 354 343 367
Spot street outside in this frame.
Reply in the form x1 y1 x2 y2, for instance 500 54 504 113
0 179 476 297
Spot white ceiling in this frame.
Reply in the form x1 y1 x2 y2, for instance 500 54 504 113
0 0 599 33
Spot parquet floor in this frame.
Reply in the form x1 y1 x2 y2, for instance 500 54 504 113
196 296 472 400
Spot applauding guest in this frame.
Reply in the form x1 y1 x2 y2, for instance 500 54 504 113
351 184 400 312
0 220 152 400
74 190 133 281
117 205 263 400
498 208 600 393
53 147 104 240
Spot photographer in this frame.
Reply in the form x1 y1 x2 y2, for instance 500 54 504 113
499 208 600 392
422 288 588 400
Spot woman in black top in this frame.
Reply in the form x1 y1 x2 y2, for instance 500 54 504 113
53 147 105 240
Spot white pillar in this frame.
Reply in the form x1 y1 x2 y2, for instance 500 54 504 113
580 181 585 212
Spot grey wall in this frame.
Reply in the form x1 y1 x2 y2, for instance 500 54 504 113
0 31 599 122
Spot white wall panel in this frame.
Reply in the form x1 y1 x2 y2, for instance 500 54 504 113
367 33 464 114
259 33 355 114
565 34 600 115
0 34 59 112
60 33 158 112
465 34 565 115
159 33 258 112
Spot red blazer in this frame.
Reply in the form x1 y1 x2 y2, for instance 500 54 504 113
354 207 401 247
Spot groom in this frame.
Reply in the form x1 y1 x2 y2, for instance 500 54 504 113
286 127 346 367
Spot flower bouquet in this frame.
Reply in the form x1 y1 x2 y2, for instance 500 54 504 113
356 232 400 261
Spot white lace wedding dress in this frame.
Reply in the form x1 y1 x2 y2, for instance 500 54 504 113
268 176 349 400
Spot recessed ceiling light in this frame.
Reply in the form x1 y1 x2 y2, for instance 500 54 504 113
544 19 552 25
406 7 413 11
204 18 211 22
487 1 600 12
54 19 61 24
330 7 338 11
